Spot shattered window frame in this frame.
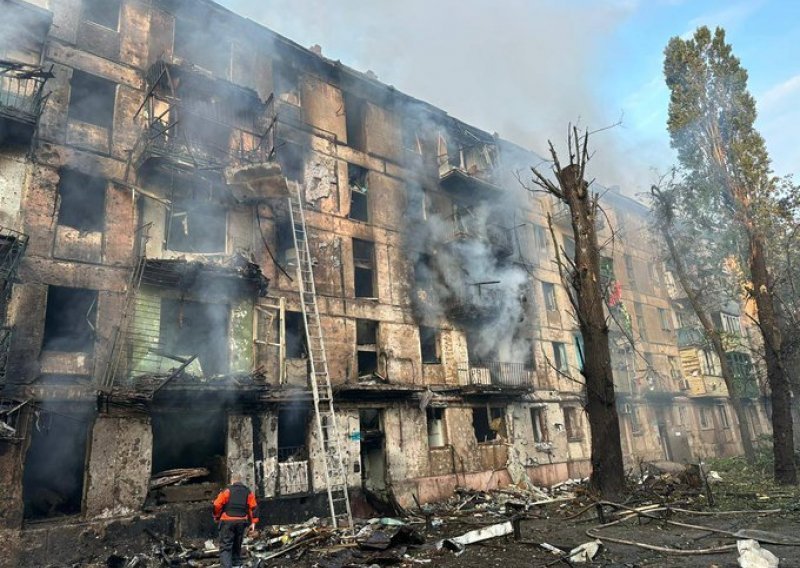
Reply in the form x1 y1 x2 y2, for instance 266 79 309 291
419 325 441 365
41 285 98 353
563 406 583 441
355 318 379 378
551 341 569 374
530 406 548 443
542 282 557 312
348 163 369 222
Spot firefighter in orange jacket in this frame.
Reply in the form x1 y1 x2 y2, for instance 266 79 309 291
212 477 259 568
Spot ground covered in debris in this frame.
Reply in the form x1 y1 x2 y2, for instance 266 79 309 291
81 453 800 567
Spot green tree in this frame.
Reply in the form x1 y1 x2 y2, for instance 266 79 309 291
664 26 796 484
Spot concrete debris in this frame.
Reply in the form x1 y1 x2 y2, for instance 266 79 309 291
737 539 780 568
568 539 603 563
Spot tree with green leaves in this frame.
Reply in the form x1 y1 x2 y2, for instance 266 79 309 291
651 177 756 464
664 26 796 484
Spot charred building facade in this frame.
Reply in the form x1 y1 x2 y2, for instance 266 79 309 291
0 0 770 559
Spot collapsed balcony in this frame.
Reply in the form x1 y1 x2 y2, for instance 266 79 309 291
103 256 269 395
134 58 278 192
457 361 535 392
438 127 502 196
0 61 51 143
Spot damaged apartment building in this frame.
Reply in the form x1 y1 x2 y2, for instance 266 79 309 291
0 0 770 546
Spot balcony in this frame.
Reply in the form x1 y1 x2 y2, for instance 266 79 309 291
446 212 513 259
438 141 503 197
0 62 51 143
0 326 11 387
135 57 277 185
457 361 535 391
0 227 28 299
445 284 504 322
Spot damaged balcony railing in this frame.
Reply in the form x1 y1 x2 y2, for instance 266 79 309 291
135 96 276 172
0 61 50 124
0 226 29 296
457 361 535 388
0 399 27 442
0 326 12 387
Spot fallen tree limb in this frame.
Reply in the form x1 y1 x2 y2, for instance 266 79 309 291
585 528 737 555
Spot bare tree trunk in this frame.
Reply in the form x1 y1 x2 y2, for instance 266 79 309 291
749 232 797 484
558 163 625 499
651 196 755 463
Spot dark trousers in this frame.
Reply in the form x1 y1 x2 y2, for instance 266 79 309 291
219 520 248 568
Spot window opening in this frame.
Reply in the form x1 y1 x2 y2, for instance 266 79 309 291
530 406 548 443
278 407 310 462
83 0 121 30
353 238 376 298
159 299 229 377
426 407 445 448
356 319 378 378
348 164 369 222
57 169 106 232
42 286 97 352
68 70 116 128
419 326 440 364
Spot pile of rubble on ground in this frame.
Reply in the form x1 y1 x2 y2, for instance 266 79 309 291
95 463 800 567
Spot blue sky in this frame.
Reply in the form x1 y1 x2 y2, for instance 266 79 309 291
219 0 800 190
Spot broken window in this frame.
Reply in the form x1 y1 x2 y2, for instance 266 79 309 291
159 299 229 376
530 407 548 443
285 310 307 359
542 282 557 312
472 406 505 443
22 404 94 520
630 405 642 434
348 164 369 222
624 254 637 289
716 404 730 429
83 0 121 30
68 70 116 128
419 326 440 364
634 302 647 341
353 238 376 298
532 224 549 251
668 356 682 381
563 407 583 441
574 334 585 372
344 92 367 151
278 407 310 462
600 256 614 287
356 319 378 378
151 411 226 485
166 201 227 253
658 308 672 331
552 341 568 374
698 406 711 429
700 349 720 376
57 169 106 232
648 262 662 290
42 286 97 352
426 407 446 448
275 217 296 266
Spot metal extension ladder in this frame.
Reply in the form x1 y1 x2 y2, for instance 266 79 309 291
288 184 353 531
